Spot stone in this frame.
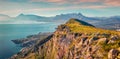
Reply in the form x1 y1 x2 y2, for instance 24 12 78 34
98 38 108 44
108 49 119 59
111 35 119 40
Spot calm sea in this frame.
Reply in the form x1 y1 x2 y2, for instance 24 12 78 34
0 23 59 59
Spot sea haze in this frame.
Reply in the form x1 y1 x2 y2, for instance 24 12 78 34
0 23 59 59
0 13 120 30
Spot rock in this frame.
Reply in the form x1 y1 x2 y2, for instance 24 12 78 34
108 49 119 59
111 35 119 40
11 33 52 47
84 39 89 45
108 40 115 44
85 54 94 59
87 46 92 53
9 54 18 59
108 35 119 44
89 36 99 43
98 38 108 44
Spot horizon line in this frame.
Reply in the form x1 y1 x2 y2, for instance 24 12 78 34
0 12 120 18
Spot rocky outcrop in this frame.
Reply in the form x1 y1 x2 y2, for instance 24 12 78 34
108 49 119 59
10 18 120 59
11 32 52 47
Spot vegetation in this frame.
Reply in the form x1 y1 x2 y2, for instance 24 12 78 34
66 18 120 35
10 18 120 59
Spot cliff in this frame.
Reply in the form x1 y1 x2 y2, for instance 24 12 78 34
12 33 52 47
10 18 120 59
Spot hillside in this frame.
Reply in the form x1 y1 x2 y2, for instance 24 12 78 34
10 18 120 59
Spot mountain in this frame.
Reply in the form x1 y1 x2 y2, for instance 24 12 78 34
93 16 120 30
16 14 52 22
10 18 120 59
53 13 85 20
66 18 95 27
0 14 52 24
52 13 120 30
0 13 120 30
0 14 11 21
15 13 120 30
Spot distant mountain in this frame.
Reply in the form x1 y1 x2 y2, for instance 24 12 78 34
0 13 120 30
53 13 85 20
0 14 11 21
16 13 52 21
53 13 120 30
93 16 120 30
0 14 52 24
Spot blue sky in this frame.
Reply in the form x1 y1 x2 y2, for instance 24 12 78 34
0 0 120 17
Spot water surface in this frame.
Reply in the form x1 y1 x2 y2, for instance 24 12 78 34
0 23 58 59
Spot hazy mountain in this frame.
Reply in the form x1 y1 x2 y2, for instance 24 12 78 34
93 16 120 30
52 13 120 30
53 13 85 20
16 13 52 21
0 14 11 21
0 13 120 30
0 14 52 24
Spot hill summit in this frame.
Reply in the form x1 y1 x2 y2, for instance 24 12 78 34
10 18 120 59
66 18 94 27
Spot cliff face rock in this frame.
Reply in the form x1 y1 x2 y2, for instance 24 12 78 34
108 49 119 59
10 18 120 59
11 33 52 47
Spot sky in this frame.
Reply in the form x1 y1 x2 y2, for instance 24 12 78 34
0 0 120 17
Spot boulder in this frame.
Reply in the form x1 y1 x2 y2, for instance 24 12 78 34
98 38 108 44
85 54 94 59
108 49 119 59
111 35 119 40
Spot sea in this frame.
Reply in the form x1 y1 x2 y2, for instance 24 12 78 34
0 23 59 59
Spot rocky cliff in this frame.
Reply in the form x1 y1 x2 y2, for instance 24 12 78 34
10 18 120 59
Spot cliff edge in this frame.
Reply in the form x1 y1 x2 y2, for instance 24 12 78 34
10 18 120 59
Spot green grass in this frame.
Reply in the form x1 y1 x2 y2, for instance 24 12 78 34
101 39 120 52
66 18 120 36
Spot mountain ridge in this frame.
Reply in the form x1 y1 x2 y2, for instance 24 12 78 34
66 18 95 27
10 18 120 59
0 13 120 30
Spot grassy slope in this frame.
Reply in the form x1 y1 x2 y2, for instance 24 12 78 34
66 18 120 35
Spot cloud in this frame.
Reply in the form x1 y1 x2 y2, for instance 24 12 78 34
74 0 100 3
0 0 119 17
30 0 100 4
105 0 120 6
1 0 120 6
28 6 107 14
0 3 109 16
1 5 107 13
30 0 62 3
30 0 120 6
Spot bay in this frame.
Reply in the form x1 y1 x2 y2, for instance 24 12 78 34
0 23 58 59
